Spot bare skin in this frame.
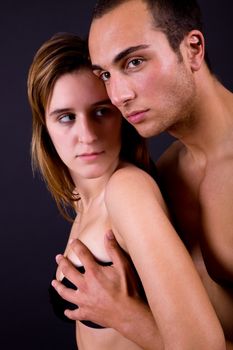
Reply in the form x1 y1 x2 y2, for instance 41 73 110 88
55 234 159 349
154 82 233 349
54 164 225 350
53 0 232 348
49 70 225 348
157 115 233 343
56 166 163 350
47 69 155 350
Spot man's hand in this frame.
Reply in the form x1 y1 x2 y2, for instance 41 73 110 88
52 231 143 327
52 231 161 349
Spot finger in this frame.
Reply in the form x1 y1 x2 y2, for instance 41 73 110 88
55 254 65 281
56 255 84 287
104 230 128 267
64 307 100 325
64 307 84 321
51 279 80 305
70 239 99 271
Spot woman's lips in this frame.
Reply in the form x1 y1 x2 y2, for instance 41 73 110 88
77 151 104 160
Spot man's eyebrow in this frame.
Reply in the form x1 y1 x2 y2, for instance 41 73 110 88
92 44 149 71
113 44 149 64
92 64 103 71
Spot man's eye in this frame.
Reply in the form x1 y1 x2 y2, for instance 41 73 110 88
59 114 75 123
128 58 143 68
100 71 110 82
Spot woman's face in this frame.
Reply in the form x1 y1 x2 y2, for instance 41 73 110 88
45 69 122 183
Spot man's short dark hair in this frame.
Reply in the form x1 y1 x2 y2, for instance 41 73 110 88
92 0 211 68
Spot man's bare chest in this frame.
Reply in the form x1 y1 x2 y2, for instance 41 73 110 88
159 165 204 251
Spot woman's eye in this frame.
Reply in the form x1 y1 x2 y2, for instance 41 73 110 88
95 108 108 117
127 58 143 68
59 114 75 123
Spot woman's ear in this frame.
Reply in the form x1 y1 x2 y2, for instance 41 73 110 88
182 30 205 72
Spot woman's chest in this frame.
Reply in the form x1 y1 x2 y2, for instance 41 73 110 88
65 208 112 265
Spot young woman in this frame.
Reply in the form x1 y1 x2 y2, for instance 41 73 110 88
27 33 223 350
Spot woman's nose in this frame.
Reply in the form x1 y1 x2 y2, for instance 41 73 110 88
76 117 98 144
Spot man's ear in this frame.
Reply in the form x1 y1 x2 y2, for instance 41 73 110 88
183 30 205 72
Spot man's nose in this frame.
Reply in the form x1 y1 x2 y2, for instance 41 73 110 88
107 76 135 108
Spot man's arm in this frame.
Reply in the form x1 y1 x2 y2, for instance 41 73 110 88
52 232 163 350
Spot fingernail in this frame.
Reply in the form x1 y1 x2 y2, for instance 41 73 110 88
55 254 63 263
51 280 56 288
68 238 75 244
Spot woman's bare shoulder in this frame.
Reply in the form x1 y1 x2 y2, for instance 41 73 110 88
109 163 157 189
105 163 165 209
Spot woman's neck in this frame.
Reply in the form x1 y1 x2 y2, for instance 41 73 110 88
73 159 121 212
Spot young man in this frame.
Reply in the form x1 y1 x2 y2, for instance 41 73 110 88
53 0 233 348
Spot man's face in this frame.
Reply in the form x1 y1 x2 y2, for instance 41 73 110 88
89 0 196 137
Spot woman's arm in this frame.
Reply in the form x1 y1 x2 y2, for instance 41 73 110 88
105 165 225 350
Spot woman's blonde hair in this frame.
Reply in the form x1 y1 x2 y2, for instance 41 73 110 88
27 33 156 219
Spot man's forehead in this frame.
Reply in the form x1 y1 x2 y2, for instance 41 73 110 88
90 0 152 34
89 0 153 65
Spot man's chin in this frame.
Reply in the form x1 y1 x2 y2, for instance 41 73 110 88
133 124 161 138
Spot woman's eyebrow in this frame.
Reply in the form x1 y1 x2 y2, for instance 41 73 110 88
48 108 72 117
91 99 112 107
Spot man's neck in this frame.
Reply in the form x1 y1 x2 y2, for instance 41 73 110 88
168 72 233 161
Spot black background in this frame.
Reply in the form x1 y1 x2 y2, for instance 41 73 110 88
1 1 232 349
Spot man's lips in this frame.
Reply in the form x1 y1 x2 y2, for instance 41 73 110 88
125 109 149 124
